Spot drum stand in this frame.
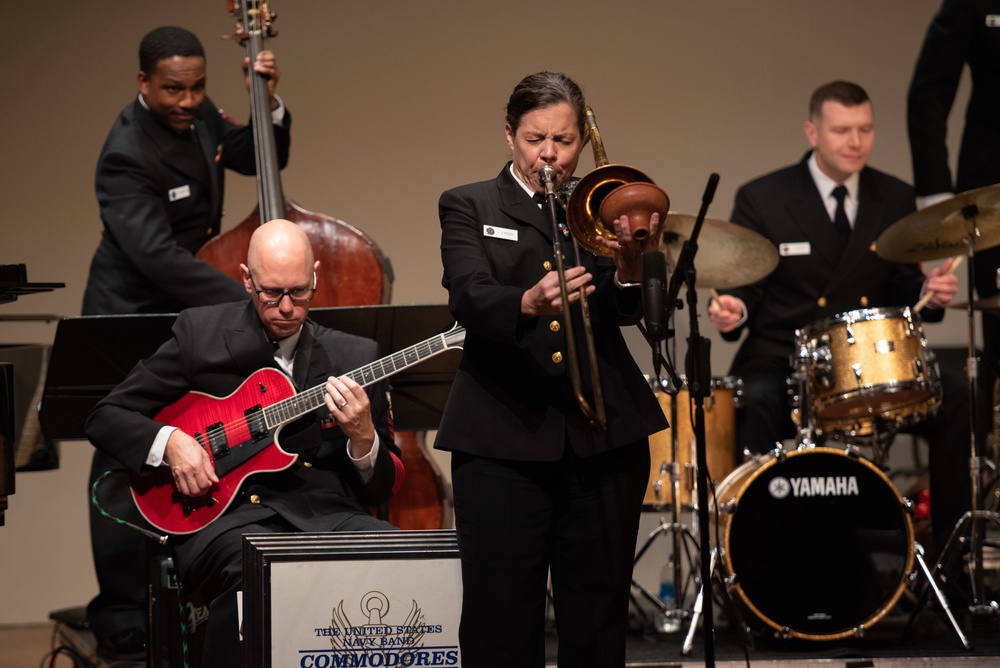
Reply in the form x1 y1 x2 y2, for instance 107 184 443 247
906 225 1000 642
631 342 701 633
634 175 725 665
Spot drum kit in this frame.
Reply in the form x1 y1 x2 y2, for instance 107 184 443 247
634 185 1000 649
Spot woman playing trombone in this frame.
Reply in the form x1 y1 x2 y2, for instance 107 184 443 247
435 71 668 668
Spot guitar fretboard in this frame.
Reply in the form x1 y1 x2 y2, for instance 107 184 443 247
261 328 461 429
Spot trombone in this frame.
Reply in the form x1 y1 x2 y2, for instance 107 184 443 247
541 164 607 433
544 107 669 433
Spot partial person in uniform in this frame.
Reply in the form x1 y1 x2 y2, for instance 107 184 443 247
436 71 669 668
81 25 291 660
86 220 400 668
708 81 965 555
908 0 1000 465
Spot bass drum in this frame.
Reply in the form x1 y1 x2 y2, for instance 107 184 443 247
713 447 914 640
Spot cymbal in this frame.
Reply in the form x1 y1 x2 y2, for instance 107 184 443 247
659 212 778 289
876 184 1000 263
947 294 1000 314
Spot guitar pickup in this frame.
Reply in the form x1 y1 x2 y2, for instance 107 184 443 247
245 405 268 442
204 421 230 459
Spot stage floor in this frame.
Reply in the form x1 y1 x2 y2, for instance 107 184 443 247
545 614 1000 667
546 585 1000 667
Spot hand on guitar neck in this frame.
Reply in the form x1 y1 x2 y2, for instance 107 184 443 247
321 375 376 460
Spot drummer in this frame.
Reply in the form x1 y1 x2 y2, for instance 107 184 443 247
708 81 965 556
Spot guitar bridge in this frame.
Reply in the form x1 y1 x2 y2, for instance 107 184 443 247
204 421 230 459
172 490 217 516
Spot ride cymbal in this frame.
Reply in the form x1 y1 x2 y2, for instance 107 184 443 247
876 184 1000 263
947 294 1000 314
660 212 778 289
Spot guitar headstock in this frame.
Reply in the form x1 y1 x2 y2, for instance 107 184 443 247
225 0 278 46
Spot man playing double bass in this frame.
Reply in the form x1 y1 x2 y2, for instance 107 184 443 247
80 26 291 662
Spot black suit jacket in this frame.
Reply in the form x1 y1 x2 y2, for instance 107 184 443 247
434 164 667 462
722 156 937 368
908 0 1000 196
85 300 399 562
908 0 1000 339
82 97 291 315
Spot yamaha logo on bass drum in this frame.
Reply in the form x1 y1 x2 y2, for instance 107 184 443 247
767 474 860 499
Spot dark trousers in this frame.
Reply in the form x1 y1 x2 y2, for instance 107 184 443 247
731 355 797 456
87 450 153 658
450 443 649 668
179 513 396 668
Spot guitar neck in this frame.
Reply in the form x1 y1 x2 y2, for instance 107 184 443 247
261 327 462 429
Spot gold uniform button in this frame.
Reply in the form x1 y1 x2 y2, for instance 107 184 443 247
551 352 563 364
860 296 869 307
817 297 827 308
249 494 261 504
543 261 553 271
549 320 561 333
301 460 313 468
207 227 213 235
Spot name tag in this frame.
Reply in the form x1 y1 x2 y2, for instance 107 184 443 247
986 14 1000 27
484 225 518 241
168 185 192 202
779 242 811 257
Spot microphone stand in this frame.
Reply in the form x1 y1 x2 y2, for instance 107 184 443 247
663 173 719 667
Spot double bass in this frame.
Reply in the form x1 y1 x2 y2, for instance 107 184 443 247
196 0 448 530
197 0 391 306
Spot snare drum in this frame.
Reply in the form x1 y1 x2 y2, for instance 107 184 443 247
795 307 941 429
712 447 914 640
645 376 741 508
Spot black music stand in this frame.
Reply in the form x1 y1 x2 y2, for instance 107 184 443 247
0 262 65 309
39 304 460 441
39 313 177 441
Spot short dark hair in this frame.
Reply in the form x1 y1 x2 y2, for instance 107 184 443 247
505 71 587 138
139 26 205 76
809 81 870 119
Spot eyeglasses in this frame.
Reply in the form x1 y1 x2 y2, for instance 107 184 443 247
248 271 316 306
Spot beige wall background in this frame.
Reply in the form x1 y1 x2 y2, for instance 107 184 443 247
1 0 973 624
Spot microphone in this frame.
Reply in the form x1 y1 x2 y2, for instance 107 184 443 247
702 172 720 206
539 165 556 196
642 250 667 342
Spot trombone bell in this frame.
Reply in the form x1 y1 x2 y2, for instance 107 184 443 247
566 109 669 256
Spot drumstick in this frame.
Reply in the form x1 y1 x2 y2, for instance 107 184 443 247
709 288 721 305
913 255 962 311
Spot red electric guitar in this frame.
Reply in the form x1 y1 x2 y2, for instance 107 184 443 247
129 324 465 535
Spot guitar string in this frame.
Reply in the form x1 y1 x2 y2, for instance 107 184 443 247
194 334 452 447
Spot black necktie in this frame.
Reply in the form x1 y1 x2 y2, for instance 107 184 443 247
533 193 545 207
831 185 851 245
